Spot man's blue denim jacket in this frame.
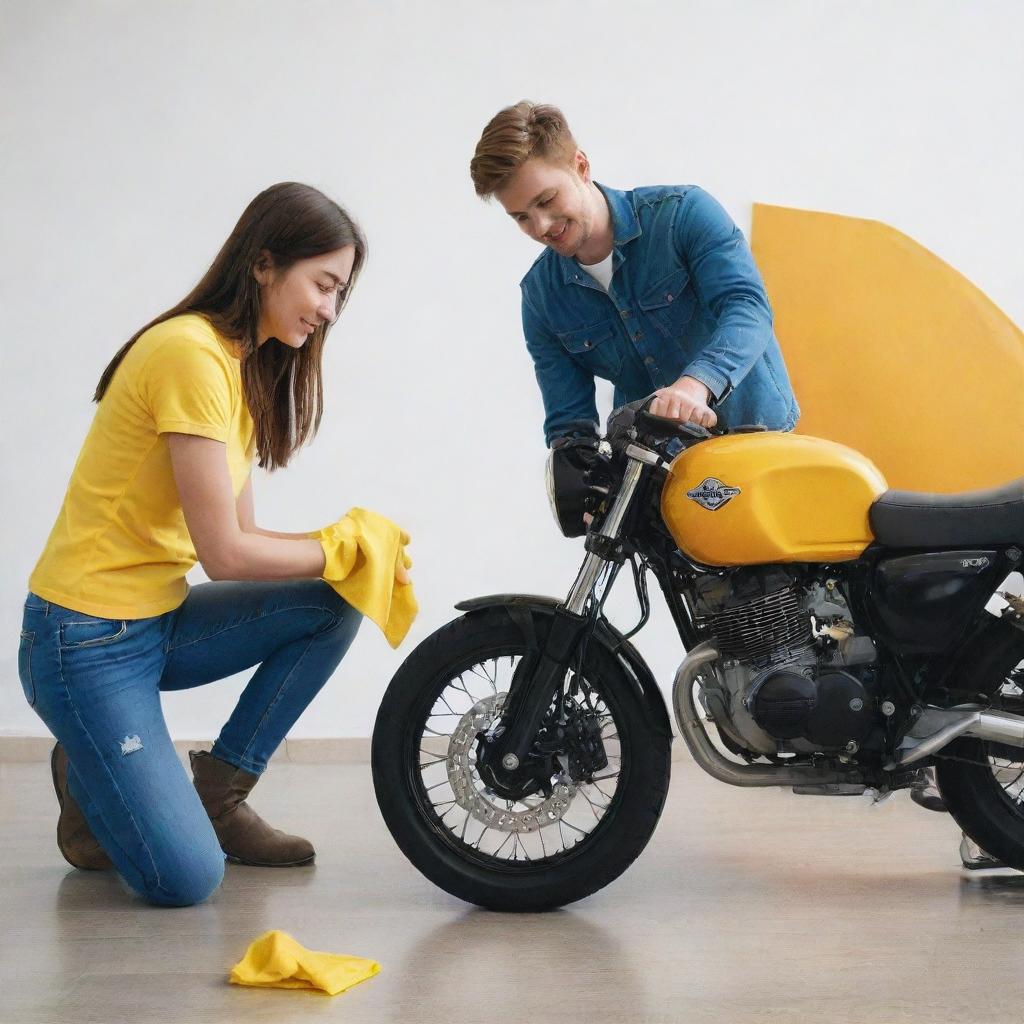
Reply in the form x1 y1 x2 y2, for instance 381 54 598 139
520 183 800 446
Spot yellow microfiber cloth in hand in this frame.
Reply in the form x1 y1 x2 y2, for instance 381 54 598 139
229 929 380 996
316 507 419 648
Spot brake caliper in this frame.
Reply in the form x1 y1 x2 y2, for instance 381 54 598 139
564 710 609 782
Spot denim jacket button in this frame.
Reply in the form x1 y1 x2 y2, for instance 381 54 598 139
666 293 673 301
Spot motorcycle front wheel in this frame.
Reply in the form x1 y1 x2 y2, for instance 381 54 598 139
371 606 672 911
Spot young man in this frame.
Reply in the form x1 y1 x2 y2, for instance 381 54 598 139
469 100 799 445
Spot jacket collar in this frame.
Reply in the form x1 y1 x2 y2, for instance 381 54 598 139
599 182 641 246
559 182 641 286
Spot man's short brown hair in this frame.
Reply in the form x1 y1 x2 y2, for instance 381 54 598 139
470 101 578 198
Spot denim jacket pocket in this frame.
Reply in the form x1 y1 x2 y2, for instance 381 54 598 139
556 320 623 381
639 267 695 339
59 617 128 649
18 630 36 706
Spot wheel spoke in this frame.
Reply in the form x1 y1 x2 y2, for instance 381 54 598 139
579 789 604 821
493 831 515 857
450 676 475 701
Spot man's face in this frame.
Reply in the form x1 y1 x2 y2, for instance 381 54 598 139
494 153 594 258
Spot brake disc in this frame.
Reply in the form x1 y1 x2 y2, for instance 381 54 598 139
446 693 576 833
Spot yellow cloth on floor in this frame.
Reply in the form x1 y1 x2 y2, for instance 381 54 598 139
229 930 380 996
316 507 418 648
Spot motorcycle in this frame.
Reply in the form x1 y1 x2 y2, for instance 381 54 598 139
372 399 1024 910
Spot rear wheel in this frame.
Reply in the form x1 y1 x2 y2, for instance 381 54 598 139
371 607 671 911
934 624 1024 867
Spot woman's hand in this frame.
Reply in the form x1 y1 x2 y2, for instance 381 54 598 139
395 537 412 586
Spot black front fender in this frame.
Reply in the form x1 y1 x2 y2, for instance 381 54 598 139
455 594 674 741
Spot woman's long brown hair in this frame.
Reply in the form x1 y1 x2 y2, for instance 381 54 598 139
94 182 366 471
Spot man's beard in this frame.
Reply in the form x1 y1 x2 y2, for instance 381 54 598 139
554 212 590 258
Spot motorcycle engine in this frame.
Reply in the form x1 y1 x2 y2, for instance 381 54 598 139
689 568 879 755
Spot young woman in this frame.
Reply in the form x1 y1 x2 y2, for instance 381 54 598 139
17 182 407 907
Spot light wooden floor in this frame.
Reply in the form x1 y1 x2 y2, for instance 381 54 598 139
3 752 1024 1024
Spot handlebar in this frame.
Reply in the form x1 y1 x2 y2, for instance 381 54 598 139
608 396 723 450
636 395 721 436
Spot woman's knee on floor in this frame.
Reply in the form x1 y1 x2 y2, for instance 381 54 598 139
141 840 225 907
130 812 225 907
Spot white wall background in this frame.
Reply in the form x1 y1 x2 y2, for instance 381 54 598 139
2 0 1022 739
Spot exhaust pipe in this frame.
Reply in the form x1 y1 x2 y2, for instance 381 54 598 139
672 642 864 788
888 706 1024 768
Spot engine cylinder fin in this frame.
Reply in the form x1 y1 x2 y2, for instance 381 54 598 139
694 586 814 667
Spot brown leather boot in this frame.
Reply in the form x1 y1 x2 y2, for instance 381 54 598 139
50 743 112 870
189 750 315 867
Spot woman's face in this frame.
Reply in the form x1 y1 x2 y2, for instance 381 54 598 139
254 245 356 348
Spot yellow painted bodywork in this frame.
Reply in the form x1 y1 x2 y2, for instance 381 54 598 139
662 433 888 566
751 204 1024 493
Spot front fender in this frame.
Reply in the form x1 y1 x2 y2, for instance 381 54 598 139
455 593 673 741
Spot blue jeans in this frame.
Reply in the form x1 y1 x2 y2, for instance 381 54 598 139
17 580 361 907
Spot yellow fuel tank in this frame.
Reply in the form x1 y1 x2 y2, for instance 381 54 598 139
661 433 888 566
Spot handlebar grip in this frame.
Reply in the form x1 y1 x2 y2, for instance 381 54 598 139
635 405 715 439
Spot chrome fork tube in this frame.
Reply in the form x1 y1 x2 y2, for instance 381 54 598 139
563 454 647 615
597 455 645 540
564 553 608 616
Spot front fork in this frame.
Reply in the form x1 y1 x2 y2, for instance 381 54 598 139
476 448 655 796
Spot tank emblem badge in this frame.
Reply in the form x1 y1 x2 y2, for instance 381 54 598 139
686 477 741 511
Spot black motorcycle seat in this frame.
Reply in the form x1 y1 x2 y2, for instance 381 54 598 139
869 478 1024 548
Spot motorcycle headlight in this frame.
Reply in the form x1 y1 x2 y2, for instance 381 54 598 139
545 437 610 538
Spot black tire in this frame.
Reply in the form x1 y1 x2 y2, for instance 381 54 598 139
371 606 671 911
934 621 1024 867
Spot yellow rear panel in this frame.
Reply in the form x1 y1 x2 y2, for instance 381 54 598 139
661 433 888 565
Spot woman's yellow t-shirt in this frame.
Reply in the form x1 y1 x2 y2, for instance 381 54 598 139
29 314 255 619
